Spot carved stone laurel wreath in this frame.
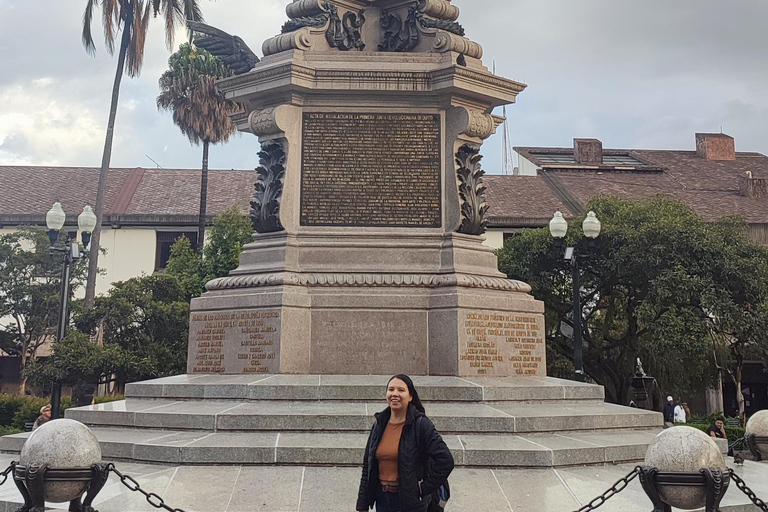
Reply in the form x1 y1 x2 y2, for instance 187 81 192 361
455 145 489 235
250 141 286 233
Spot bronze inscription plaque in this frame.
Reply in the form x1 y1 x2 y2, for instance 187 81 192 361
187 310 281 374
300 112 442 227
459 311 546 377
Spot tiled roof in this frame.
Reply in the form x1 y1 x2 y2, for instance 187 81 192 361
508 148 768 225
0 166 257 223
484 175 569 224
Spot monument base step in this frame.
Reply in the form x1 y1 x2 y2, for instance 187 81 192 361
0 426 670 468
0 453 765 512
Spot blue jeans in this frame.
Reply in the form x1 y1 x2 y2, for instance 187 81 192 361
375 488 428 512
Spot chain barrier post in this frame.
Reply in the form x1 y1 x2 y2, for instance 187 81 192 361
571 466 642 512
729 470 768 511
108 464 186 512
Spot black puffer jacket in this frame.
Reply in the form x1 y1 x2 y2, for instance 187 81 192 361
356 404 454 512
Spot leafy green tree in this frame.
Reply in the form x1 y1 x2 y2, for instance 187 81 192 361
73 274 190 391
0 227 86 393
165 206 252 296
202 206 253 282
157 43 239 254
702 217 768 422
165 236 204 300
81 0 204 307
498 196 745 404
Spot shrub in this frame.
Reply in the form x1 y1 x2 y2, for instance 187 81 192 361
94 394 124 404
0 394 72 429
687 422 747 451
0 425 22 436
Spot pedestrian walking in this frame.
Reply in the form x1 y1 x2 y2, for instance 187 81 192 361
673 398 686 423
356 374 454 512
663 396 675 423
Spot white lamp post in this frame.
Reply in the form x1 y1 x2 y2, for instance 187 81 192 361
44 203 96 419
547 210 602 382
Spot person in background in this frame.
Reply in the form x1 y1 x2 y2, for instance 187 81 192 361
673 398 687 423
32 404 51 429
682 402 692 420
663 396 675 423
707 417 728 439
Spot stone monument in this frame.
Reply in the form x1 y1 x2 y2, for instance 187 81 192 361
187 0 545 377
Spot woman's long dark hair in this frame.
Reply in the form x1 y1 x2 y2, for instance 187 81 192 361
388 374 425 413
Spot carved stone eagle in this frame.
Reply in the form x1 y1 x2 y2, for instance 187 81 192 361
187 21 260 75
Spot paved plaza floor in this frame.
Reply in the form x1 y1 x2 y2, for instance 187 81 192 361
1 454 767 512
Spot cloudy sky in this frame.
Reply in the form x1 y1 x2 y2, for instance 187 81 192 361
1 0 767 174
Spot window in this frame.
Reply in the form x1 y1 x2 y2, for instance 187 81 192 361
155 231 198 269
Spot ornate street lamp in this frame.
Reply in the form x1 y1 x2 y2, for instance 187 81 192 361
549 210 602 382
45 203 97 418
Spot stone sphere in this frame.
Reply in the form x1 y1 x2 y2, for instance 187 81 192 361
746 410 768 456
20 419 102 503
644 426 726 510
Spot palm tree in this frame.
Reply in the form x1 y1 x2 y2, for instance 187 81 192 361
157 43 239 253
81 0 203 307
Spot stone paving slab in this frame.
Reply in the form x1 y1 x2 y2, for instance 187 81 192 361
1 453 767 512
64 399 660 434
125 374 605 402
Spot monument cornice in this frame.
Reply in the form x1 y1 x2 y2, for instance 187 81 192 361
218 59 526 106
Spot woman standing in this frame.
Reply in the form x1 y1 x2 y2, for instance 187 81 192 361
356 374 454 512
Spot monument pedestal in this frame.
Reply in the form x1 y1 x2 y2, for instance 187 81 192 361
185 0 543 377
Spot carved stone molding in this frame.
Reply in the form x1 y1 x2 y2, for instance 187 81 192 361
262 29 314 56
286 0 327 18
418 0 460 21
463 110 495 140
455 145 489 236
249 107 280 137
250 141 286 234
433 32 483 59
206 272 532 293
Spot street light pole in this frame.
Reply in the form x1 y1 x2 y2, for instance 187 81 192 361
549 210 601 383
45 203 97 419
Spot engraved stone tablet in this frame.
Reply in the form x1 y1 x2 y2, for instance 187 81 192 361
459 311 546 377
300 112 442 227
187 310 281 374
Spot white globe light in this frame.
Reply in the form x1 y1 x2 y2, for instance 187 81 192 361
78 206 98 234
582 211 602 239
549 211 568 239
46 202 66 231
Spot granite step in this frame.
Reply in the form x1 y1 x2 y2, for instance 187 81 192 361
62 399 662 434
125 374 605 402
0 426 671 468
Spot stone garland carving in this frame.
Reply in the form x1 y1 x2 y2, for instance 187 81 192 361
286 0 326 19
379 6 420 52
464 110 495 140
325 3 366 51
416 12 464 36
206 272 532 293
281 2 366 52
250 141 286 234
455 145 489 236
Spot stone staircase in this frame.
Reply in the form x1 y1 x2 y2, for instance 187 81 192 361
0 374 665 468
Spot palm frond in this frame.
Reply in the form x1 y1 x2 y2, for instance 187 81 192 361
102 0 121 54
81 0 100 55
126 0 151 77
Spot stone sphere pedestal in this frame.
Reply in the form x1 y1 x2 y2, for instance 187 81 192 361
746 410 768 461
19 419 102 502
642 426 727 510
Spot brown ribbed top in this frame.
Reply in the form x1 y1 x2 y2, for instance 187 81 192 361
376 420 405 485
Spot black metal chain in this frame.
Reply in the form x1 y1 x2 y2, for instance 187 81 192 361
0 464 12 487
107 463 186 512
571 466 642 512
729 469 768 511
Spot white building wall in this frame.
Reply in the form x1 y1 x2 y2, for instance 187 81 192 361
518 156 540 176
483 230 505 250
96 228 157 296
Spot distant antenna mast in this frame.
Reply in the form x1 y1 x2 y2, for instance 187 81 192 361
501 105 514 175
145 154 164 169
